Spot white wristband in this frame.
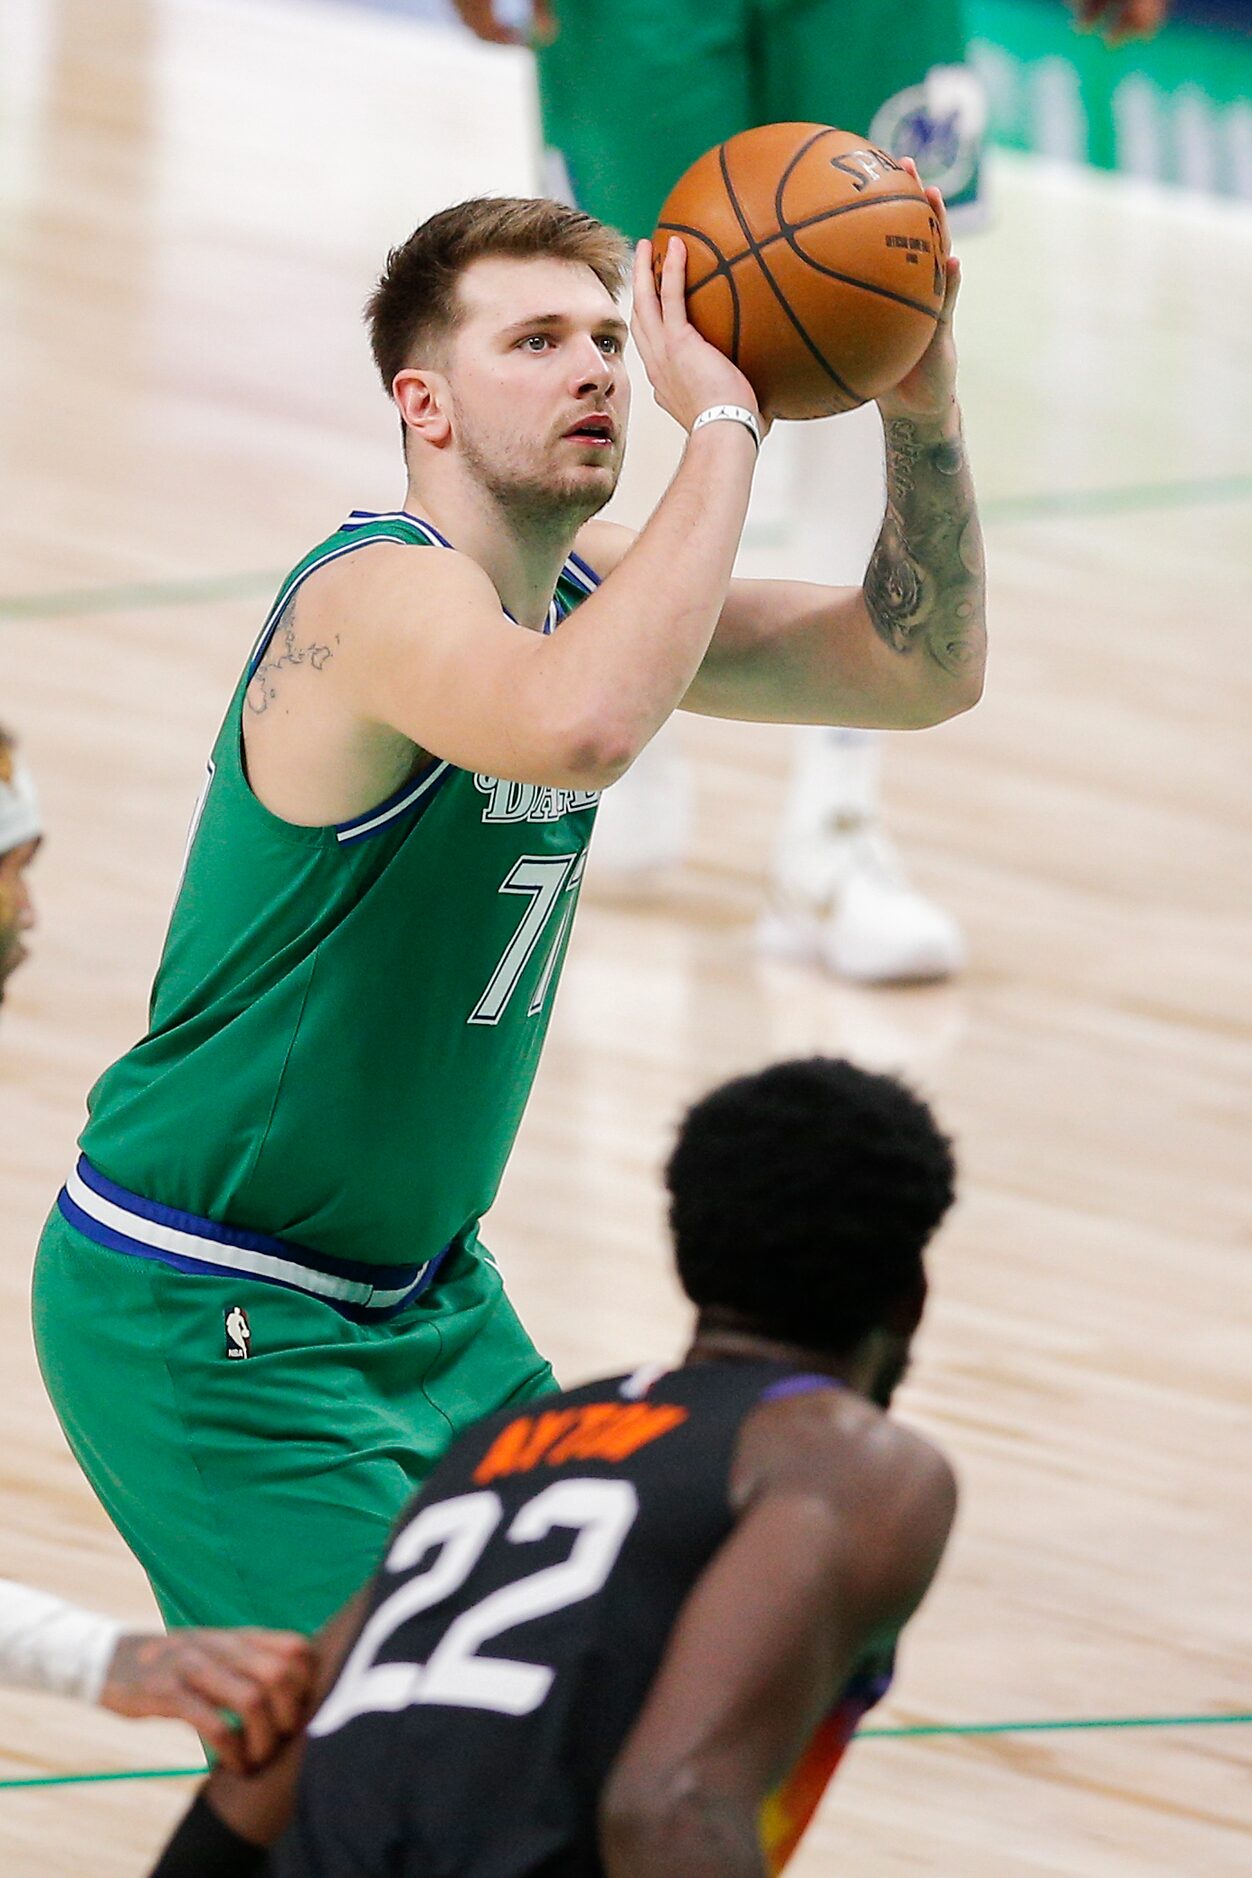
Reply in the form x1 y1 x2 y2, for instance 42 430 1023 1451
0 1578 123 1704
690 404 762 450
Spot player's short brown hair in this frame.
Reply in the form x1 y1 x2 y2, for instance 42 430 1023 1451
366 196 631 393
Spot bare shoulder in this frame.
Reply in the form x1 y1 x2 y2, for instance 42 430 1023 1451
737 1388 957 1587
746 1387 951 1493
300 537 503 636
573 517 637 580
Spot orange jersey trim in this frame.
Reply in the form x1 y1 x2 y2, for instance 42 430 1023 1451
759 1706 860 1874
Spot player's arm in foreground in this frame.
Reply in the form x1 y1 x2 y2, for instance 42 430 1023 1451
581 178 986 734
599 1392 957 1877
0 1579 313 1776
148 1595 368 1877
322 237 765 793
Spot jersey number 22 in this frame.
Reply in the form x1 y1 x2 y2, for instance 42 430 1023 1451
310 1478 638 1736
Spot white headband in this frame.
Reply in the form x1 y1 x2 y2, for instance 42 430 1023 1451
0 748 41 855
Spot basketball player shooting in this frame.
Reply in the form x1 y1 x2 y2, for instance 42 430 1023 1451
151 1057 958 1877
34 187 982 1644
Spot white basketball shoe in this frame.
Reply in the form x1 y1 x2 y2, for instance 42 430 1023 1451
759 820 966 983
758 727 965 984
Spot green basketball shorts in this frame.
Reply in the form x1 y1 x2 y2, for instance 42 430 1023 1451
32 1207 556 1634
536 0 985 240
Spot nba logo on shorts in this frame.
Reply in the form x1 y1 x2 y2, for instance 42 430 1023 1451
225 1305 252 1360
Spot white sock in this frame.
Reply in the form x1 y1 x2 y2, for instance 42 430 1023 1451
786 725 882 829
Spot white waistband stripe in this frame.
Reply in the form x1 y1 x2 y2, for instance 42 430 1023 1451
64 1166 421 1310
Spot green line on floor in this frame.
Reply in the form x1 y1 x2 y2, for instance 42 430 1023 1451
4 1711 1249 1790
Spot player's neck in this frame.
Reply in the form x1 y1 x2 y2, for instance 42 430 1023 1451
403 472 578 633
684 1311 877 1396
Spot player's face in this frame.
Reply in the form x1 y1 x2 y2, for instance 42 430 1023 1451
444 256 630 525
0 838 40 1003
869 1332 912 1409
868 1276 926 1408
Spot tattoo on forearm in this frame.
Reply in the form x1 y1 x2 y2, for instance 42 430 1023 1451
245 598 335 714
864 417 986 677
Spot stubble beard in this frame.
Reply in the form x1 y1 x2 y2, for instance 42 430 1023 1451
458 411 621 538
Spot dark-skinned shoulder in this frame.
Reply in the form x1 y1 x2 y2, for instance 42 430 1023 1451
599 1388 954 1875
731 1385 957 1638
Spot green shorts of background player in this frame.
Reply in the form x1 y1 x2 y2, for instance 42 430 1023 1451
535 0 986 242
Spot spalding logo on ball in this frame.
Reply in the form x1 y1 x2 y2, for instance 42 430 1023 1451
652 123 945 421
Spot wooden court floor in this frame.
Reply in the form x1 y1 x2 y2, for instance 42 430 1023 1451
0 2 1249 1872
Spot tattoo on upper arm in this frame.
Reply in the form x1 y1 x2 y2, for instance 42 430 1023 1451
245 598 336 715
864 418 986 677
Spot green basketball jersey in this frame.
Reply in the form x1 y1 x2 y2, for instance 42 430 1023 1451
79 511 602 1269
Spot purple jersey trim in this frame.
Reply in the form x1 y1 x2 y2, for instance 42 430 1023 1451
759 1372 843 1403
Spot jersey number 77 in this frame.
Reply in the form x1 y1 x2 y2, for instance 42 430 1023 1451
468 851 587 1026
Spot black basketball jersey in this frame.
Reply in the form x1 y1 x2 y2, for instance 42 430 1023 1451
272 1361 892 1878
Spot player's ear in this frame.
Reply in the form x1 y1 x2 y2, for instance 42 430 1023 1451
393 368 452 447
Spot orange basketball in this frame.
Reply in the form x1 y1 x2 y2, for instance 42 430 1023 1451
652 123 945 421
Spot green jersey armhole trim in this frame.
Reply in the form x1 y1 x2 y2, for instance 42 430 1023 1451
230 515 453 850
243 513 447 684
